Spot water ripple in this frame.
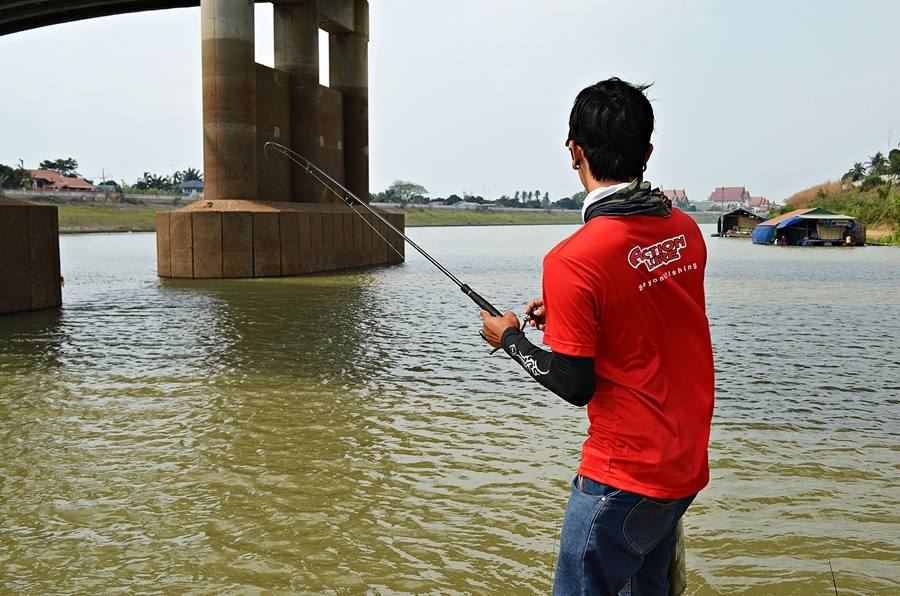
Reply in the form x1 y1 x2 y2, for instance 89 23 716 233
1 228 898 593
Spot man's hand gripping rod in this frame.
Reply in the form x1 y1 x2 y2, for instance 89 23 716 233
263 142 530 345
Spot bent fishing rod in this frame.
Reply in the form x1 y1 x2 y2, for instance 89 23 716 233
263 141 531 343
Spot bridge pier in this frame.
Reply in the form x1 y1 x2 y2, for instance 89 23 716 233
0 199 61 315
157 0 400 279
200 0 257 202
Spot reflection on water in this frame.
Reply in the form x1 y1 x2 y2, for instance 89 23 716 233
1 227 898 593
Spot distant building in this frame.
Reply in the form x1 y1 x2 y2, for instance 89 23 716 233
708 186 750 209
29 169 98 192
96 181 120 192
180 179 204 196
747 195 771 215
662 189 690 209
449 201 482 210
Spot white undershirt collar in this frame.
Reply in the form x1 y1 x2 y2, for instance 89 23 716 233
580 181 632 223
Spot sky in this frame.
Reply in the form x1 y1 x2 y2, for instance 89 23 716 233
1 0 899 204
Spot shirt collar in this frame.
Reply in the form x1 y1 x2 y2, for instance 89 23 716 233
580 181 632 223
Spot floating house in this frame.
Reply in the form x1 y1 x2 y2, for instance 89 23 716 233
751 208 866 246
716 208 764 238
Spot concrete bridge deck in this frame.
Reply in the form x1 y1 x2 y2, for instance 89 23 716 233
0 1 362 36
0 1 197 36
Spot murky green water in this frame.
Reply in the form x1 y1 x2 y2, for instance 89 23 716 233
1 225 898 594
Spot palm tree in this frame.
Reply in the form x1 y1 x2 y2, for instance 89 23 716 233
180 167 203 182
868 152 888 175
845 161 867 181
889 149 900 176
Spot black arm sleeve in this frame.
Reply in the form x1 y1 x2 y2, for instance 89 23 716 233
500 328 595 406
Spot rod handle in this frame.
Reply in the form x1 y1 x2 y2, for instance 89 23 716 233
460 284 502 317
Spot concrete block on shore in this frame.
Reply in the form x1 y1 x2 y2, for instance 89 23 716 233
0 203 33 314
307 212 324 273
27 205 62 311
279 211 301 277
321 212 336 271
222 212 254 278
170 211 194 279
252 212 281 277
297 212 313 274
156 213 172 277
154 200 405 279
192 211 223 278
0 200 61 315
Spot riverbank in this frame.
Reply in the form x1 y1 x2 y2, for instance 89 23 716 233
783 181 900 245
46 201 720 232
56 203 177 233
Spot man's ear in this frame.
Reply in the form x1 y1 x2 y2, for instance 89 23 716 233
569 141 585 170
644 143 654 166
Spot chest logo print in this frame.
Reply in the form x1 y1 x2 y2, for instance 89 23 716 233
628 234 687 272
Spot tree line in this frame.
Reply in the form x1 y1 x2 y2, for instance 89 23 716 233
842 145 900 189
0 156 202 193
0 160 31 190
371 180 588 210
130 168 202 192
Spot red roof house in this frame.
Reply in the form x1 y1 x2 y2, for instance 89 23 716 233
28 169 98 192
663 189 689 204
747 196 771 213
708 186 750 205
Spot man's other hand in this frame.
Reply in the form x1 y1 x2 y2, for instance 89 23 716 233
525 297 546 331
480 311 520 348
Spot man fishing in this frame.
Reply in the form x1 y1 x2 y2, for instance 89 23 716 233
480 78 714 595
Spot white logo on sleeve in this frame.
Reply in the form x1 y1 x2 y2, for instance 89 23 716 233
628 234 687 272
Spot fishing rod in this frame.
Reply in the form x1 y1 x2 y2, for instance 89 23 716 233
263 142 531 343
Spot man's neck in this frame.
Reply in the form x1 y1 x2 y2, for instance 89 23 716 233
584 177 630 193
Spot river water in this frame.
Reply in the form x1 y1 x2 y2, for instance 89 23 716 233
1 224 898 594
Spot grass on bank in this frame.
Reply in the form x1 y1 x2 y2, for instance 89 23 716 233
393 207 719 226
57 203 171 232
391 208 581 226
51 201 720 233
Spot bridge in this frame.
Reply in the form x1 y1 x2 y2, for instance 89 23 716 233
0 1 197 35
0 0 404 315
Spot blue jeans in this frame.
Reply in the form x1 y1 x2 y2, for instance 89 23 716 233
553 475 694 596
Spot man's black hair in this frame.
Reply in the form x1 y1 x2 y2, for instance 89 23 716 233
567 78 654 182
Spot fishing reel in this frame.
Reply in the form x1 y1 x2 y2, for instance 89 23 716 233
480 312 536 355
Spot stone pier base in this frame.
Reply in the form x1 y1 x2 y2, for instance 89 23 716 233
0 198 62 314
155 200 404 279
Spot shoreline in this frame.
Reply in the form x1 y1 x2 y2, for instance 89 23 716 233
44 201 721 233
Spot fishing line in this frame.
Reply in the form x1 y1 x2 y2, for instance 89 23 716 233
264 141 532 345
548 514 562 591
827 561 839 596
289 157 405 262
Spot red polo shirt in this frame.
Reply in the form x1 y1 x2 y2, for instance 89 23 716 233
542 208 714 499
